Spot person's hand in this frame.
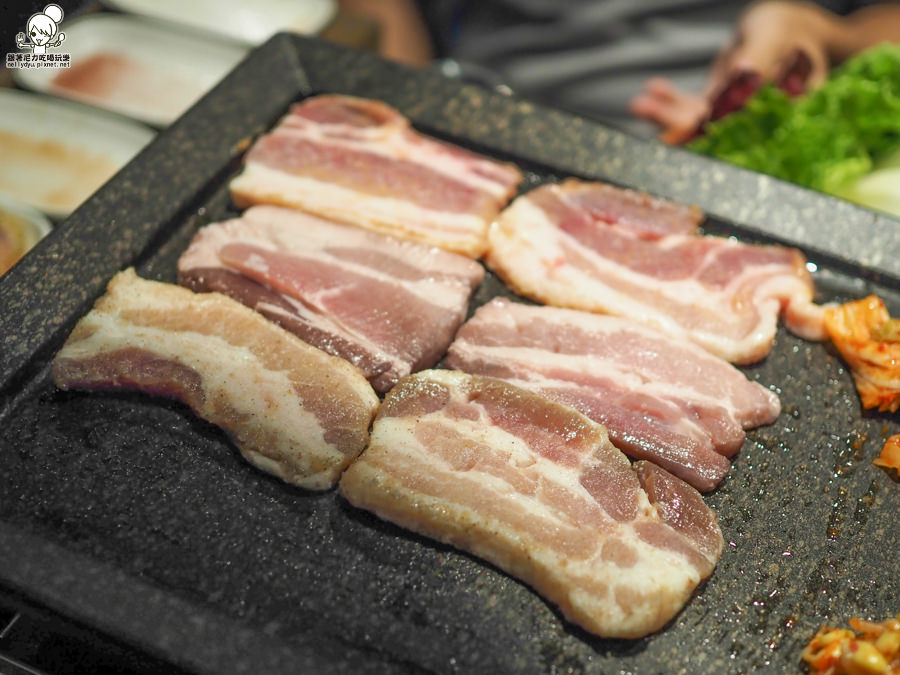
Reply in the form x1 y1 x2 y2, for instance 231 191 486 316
628 78 710 145
704 2 835 103
631 1 840 144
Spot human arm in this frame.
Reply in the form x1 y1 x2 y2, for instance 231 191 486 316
336 0 433 66
631 1 900 143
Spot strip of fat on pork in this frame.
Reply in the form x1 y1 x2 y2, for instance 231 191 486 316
486 179 826 364
52 269 380 490
340 369 724 639
230 95 522 258
446 298 782 492
178 205 484 392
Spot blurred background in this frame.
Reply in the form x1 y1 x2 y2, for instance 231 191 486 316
0 0 381 276
2 0 900 274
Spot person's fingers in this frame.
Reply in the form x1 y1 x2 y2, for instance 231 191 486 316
800 44 829 88
659 125 699 146
629 84 709 144
628 92 665 121
719 41 826 101
728 2 799 80
704 28 819 120
701 43 736 99
713 1 832 95
629 78 681 123
634 78 705 111
642 77 679 100
723 36 787 85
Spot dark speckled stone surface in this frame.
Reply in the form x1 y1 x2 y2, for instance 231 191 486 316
0 34 899 675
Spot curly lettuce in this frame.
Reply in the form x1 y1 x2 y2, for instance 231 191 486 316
689 44 900 199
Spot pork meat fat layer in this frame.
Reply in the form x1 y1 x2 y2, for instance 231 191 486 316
178 205 484 393
446 298 781 491
486 179 827 364
52 268 380 490
340 370 724 639
229 94 522 257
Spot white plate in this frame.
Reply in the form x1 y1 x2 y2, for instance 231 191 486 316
0 89 155 219
13 14 249 127
102 0 337 45
0 194 53 275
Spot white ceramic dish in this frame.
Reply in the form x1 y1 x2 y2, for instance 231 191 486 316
102 0 337 45
0 194 53 275
0 89 155 219
13 14 249 127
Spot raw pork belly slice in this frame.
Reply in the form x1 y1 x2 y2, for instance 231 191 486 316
229 94 523 257
446 298 782 492
52 269 379 490
486 179 826 364
340 370 724 639
178 205 485 392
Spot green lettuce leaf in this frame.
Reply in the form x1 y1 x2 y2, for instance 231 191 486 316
689 44 900 196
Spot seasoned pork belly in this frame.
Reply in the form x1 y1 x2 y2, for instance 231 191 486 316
178 205 484 392
486 179 826 364
52 269 379 490
446 298 781 492
230 95 522 257
340 370 724 639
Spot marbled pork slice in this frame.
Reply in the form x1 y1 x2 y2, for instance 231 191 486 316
52 268 380 490
340 369 724 639
446 298 782 491
230 94 523 257
178 205 484 392
486 179 826 364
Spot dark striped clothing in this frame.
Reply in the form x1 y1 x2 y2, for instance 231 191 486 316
422 0 887 136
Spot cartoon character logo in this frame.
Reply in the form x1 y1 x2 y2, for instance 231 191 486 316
16 4 66 55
